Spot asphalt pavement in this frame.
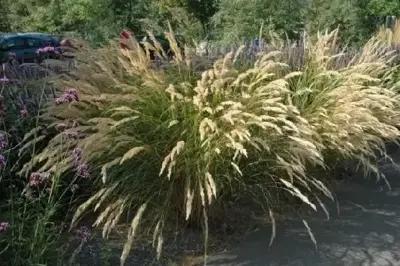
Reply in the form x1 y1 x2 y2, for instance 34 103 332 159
204 151 400 266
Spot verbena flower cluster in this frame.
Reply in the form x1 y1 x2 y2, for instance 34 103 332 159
29 172 43 187
55 88 79 105
0 222 9 232
36 45 60 55
76 226 91 243
72 147 89 178
0 76 9 85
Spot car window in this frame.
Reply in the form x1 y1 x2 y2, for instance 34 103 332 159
40 37 58 47
3 37 25 50
26 38 42 48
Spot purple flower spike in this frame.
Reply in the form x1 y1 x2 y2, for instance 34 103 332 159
72 147 83 168
77 163 89 178
66 88 78 95
0 132 7 149
76 226 91 243
0 222 9 232
0 154 6 168
65 88 79 101
73 147 82 157
0 142 7 149
71 147 89 178
55 97 66 105
0 76 10 85
55 88 80 105
62 93 75 102
37 46 56 54
29 172 42 187
20 109 29 118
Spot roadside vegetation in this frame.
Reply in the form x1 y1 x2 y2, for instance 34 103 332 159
1 0 400 265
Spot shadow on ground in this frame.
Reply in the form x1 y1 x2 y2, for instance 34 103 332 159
205 153 400 266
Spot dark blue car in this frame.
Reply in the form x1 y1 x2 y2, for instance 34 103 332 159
0 32 61 63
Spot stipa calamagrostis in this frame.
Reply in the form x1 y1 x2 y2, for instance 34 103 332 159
19 28 400 265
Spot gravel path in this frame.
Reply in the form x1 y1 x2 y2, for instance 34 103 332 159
203 151 400 266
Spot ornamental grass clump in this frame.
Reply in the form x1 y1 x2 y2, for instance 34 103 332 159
291 30 400 180
18 28 400 265
377 19 400 46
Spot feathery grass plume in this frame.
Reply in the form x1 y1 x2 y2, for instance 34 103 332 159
377 19 400 46
120 203 147 266
290 30 400 182
19 28 400 265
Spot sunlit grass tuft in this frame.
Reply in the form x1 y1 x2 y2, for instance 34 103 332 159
18 28 400 265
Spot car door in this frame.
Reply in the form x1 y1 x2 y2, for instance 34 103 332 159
1 37 27 62
24 37 43 62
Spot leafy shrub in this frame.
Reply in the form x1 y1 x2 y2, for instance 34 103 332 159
18 29 400 265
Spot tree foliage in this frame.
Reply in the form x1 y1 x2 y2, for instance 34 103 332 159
212 0 306 45
306 0 378 46
1 0 399 45
368 0 400 17
0 0 11 32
